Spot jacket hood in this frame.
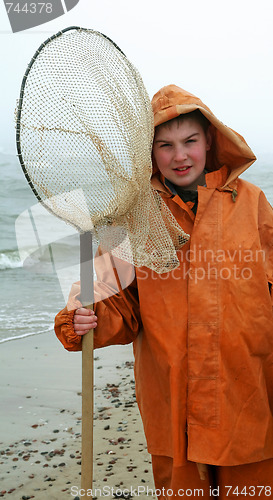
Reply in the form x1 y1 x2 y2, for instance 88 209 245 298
151 85 256 188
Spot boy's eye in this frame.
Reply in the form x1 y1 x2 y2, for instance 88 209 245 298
160 143 171 148
186 139 196 144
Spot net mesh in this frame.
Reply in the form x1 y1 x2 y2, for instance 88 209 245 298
17 27 189 273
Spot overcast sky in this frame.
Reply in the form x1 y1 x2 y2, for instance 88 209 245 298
0 0 272 156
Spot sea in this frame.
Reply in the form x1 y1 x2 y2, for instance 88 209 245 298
0 149 82 343
0 149 273 343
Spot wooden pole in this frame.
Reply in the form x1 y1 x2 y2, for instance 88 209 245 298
80 232 94 499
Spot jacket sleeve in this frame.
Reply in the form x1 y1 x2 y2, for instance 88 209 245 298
54 280 83 351
258 190 273 306
54 249 141 351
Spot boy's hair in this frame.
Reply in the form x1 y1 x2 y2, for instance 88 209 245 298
156 109 210 134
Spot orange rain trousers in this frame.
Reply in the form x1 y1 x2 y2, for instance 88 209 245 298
152 456 273 500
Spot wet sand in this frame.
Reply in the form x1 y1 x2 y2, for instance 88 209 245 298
0 333 156 499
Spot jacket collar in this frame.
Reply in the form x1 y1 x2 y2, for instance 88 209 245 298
151 165 238 196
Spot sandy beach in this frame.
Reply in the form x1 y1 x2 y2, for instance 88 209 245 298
0 332 156 499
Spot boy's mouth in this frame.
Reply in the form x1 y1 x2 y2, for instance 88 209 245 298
174 166 191 174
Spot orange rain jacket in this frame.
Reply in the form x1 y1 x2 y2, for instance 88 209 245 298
55 85 273 467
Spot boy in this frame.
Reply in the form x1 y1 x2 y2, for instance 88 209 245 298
55 85 273 498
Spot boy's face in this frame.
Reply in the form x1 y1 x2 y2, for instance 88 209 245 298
153 118 211 190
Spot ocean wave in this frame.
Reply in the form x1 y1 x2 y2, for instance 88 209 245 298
0 250 22 270
0 327 53 344
1 237 81 271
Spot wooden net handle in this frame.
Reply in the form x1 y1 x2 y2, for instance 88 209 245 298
80 232 94 499
81 322 94 499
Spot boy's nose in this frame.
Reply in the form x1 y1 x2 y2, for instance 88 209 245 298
173 147 187 161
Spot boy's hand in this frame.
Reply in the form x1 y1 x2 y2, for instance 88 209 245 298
74 308 98 335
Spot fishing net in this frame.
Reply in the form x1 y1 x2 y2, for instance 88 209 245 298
16 27 189 273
